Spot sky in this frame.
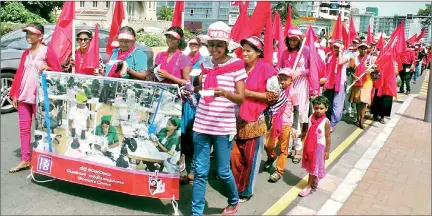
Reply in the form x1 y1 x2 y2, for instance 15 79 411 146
351 2 428 16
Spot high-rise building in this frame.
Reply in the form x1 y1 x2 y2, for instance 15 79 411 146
366 7 378 16
312 1 351 22
352 12 375 34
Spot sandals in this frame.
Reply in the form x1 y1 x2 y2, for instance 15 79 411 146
292 155 302 164
269 172 282 183
9 163 30 173
239 195 252 203
299 187 313 197
221 203 240 215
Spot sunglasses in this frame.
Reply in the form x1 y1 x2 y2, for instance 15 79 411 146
76 38 90 42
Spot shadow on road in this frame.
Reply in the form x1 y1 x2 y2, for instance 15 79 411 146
32 174 172 214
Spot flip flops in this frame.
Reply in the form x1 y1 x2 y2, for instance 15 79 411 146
292 155 302 164
299 187 313 197
221 203 240 215
8 164 30 173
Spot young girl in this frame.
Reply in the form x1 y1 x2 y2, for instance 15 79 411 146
298 96 331 197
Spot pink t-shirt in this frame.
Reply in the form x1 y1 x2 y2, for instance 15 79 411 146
18 46 48 104
282 87 299 127
155 51 192 83
193 57 248 135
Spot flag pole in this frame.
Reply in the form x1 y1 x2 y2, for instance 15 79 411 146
71 19 76 74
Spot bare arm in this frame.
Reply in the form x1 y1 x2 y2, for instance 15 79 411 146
338 52 349 65
127 68 149 80
216 80 245 105
162 65 192 85
325 119 331 157
245 90 269 103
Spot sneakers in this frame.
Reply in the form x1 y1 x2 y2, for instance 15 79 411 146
264 159 275 170
269 172 281 183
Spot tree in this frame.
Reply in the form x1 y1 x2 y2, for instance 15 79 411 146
417 3 431 27
272 2 299 25
21 1 64 23
0 2 48 24
158 5 173 21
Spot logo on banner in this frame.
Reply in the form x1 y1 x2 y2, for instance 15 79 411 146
37 155 53 174
148 171 165 195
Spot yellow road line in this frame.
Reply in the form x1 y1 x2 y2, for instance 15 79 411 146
263 120 372 216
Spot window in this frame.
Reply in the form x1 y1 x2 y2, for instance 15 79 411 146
92 1 97 8
80 1 85 7
191 9 194 16
106 1 110 8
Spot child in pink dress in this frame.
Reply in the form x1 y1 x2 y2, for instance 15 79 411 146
298 96 331 197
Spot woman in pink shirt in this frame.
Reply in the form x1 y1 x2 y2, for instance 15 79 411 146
8 23 61 173
154 26 192 85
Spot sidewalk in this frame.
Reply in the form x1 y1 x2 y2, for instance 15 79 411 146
338 94 431 215
287 71 431 215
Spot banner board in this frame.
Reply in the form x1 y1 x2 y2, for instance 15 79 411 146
31 72 182 199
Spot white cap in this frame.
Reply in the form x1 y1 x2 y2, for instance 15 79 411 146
207 21 231 42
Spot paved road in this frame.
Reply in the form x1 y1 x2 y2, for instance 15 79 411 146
1 73 427 215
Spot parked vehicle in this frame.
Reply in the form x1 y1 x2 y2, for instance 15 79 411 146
1 24 154 114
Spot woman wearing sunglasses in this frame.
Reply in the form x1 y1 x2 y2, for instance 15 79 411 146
8 22 61 173
104 26 148 79
62 29 104 75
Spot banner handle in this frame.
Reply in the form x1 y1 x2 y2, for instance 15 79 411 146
41 73 53 152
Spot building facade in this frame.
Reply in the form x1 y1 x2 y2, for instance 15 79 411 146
352 11 375 34
366 7 378 16
312 1 351 22
157 1 256 32
75 1 163 31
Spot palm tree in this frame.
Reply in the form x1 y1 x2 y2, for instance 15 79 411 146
272 1 299 25
158 5 173 21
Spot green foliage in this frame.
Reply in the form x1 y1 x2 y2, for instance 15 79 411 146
21 1 64 23
1 2 48 24
417 3 431 27
136 32 167 47
272 2 300 25
158 5 174 21
1 22 25 36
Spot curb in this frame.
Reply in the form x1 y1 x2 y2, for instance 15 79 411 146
315 94 415 215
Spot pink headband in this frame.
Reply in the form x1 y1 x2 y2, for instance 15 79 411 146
208 29 231 42
165 31 181 39
118 33 135 41
23 26 42 35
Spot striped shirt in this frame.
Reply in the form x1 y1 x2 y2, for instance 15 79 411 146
193 57 248 135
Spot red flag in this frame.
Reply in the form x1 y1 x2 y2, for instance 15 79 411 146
375 50 397 97
331 14 342 41
376 34 384 53
305 25 325 96
284 5 293 37
48 1 75 65
172 1 185 27
416 28 426 42
263 7 273 64
231 2 250 42
249 2 271 36
81 24 100 71
342 24 349 48
273 11 286 62
349 16 357 45
106 2 125 56
366 25 374 43
394 21 406 54
407 33 418 45
231 2 250 59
